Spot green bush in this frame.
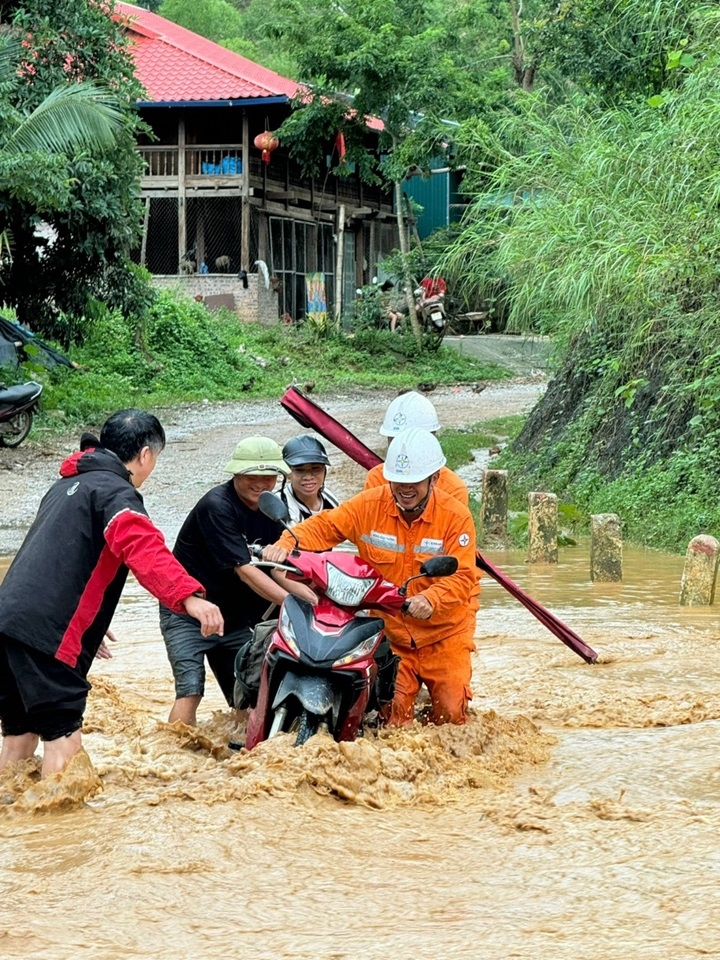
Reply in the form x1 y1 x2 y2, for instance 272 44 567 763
24 290 510 430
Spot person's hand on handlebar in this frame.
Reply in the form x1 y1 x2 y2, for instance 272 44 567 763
262 544 289 563
404 595 434 620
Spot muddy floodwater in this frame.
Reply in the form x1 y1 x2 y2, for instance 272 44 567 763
2 384 720 959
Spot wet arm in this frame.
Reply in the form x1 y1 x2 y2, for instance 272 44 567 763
236 563 289 607
104 509 204 612
276 502 357 553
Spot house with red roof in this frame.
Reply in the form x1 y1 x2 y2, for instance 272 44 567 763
115 2 397 323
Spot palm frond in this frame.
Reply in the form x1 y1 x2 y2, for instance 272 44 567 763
5 81 127 155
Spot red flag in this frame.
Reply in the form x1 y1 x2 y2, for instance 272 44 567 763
335 130 347 164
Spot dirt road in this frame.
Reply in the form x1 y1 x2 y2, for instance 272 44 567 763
445 332 552 377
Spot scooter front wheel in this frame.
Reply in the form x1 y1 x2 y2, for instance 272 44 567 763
295 709 319 746
0 409 32 448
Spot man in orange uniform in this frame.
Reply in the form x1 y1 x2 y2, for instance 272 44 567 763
364 391 469 506
265 428 479 725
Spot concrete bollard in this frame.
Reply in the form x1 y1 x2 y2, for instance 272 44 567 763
590 513 623 582
679 534 719 606
481 469 508 538
527 492 558 564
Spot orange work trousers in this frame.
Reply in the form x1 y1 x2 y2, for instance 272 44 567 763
387 629 475 726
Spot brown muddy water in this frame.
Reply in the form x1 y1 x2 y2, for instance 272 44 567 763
2 385 720 958
3 544 720 960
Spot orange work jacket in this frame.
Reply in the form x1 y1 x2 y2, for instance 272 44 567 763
364 463 469 507
276 485 479 649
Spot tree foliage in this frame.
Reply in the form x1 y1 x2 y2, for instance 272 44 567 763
538 0 698 102
0 0 147 341
156 0 244 45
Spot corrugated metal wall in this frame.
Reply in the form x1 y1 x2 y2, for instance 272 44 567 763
402 167 467 239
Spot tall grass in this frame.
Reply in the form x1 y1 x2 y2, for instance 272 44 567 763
440 8 720 550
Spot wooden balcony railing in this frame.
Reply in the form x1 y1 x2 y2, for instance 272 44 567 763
137 144 386 206
138 145 243 179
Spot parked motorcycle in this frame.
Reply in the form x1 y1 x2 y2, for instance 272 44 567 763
0 381 42 448
237 491 458 749
415 288 447 335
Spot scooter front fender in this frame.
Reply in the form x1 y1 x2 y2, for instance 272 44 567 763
272 671 337 718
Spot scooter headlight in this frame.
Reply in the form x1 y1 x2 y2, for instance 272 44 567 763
332 631 382 668
279 604 301 658
325 562 375 607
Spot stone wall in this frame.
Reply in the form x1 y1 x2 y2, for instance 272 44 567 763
151 273 278 325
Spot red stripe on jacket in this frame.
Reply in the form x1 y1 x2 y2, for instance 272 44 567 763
56 508 204 668
56 544 123 666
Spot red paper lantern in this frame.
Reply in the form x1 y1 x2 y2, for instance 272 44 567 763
254 131 279 164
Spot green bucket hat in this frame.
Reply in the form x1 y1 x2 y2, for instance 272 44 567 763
224 436 289 476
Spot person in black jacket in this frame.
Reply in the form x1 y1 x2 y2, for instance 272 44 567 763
0 409 223 778
160 435 317 727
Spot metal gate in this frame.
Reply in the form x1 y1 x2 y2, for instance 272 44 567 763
269 217 335 322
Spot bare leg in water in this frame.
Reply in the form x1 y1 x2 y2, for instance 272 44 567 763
0 729 82 777
0 732 39 771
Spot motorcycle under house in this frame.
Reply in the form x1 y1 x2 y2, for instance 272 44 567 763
235 491 458 749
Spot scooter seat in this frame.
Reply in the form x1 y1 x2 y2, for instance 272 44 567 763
0 381 42 406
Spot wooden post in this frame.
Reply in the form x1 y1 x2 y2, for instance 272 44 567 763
285 154 290 212
177 116 187 272
334 203 346 328
527 492 558 564
196 214 205 272
403 190 424 260
368 220 376 279
257 213 268 265
356 222 365 288
590 514 622 582
679 535 719 605
140 197 150 267
241 111 250 271
394 173 422 349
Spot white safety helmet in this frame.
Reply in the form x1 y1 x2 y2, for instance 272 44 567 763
379 391 441 436
383 428 446 484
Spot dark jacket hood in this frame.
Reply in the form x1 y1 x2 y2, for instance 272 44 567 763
59 447 131 482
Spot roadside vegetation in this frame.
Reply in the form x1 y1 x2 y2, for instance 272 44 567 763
3 289 507 429
439 416 524 474
437 4 720 555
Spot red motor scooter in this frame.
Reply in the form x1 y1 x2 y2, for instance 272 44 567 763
0 381 42 448
238 491 458 749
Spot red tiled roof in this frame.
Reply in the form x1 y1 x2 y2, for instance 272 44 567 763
114 2 300 103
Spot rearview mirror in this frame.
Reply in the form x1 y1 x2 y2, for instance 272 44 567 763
419 555 458 578
258 491 290 523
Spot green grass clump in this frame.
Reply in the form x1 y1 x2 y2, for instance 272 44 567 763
439 416 524 472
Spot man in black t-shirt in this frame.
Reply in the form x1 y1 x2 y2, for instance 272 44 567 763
159 436 316 726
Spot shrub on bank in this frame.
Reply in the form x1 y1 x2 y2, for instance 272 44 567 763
18 290 508 428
